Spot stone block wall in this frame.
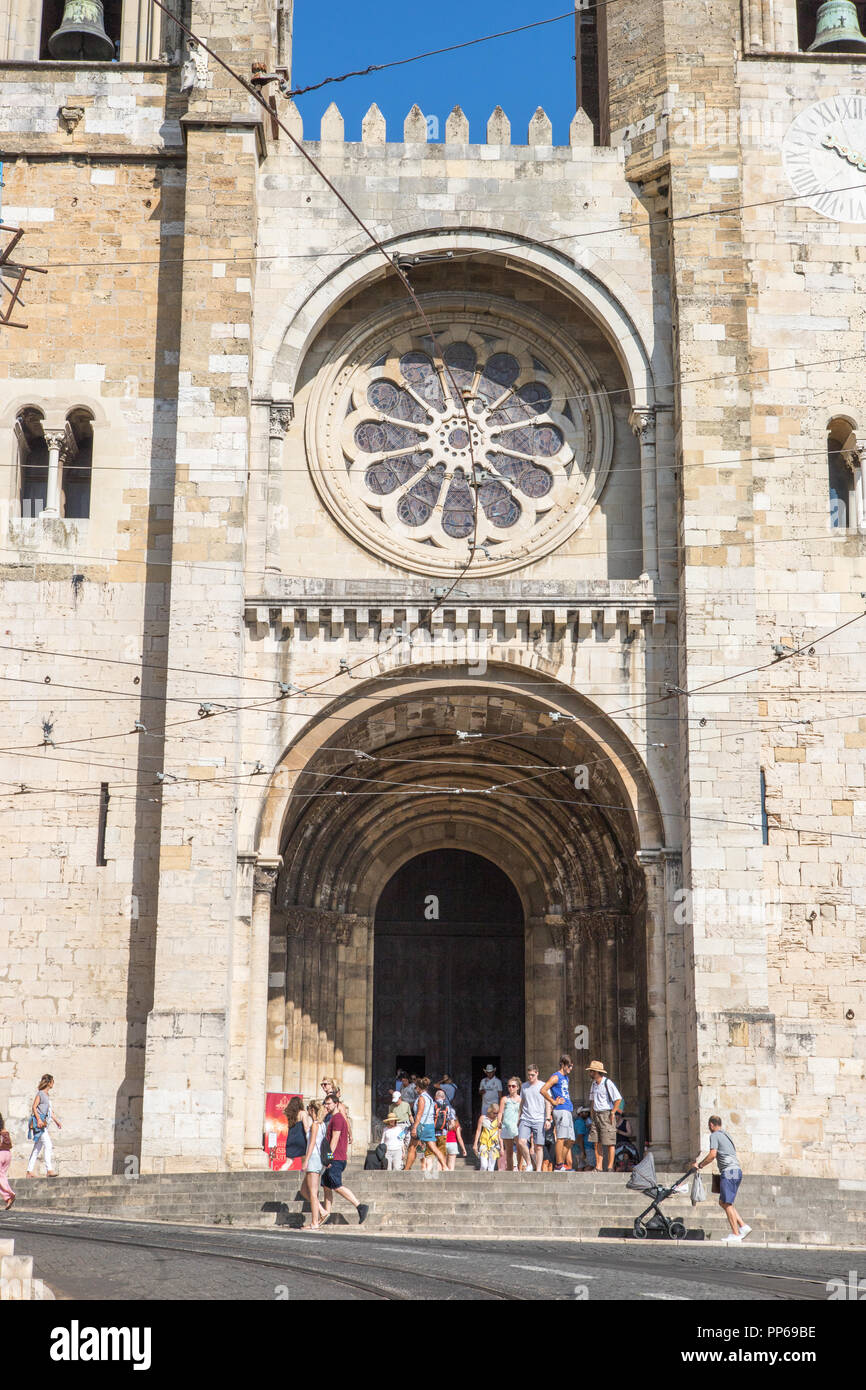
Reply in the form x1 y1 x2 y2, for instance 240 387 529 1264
0 63 184 1174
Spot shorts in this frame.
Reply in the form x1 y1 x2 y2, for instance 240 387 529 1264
553 1109 575 1140
322 1160 346 1190
306 1151 324 1175
435 1135 448 1156
518 1117 546 1145
589 1110 617 1147
416 1123 435 1144
445 1141 459 1155
719 1167 743 1205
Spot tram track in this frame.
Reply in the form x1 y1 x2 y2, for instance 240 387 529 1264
3 1217 521 1302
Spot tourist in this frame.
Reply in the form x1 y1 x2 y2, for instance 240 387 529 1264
517 1064 550 1172
433 1088 454 1166
0 1112 14 1210
402 1075 419 1108
586 1061 622 1173
436 1074 458 1108
390 1089 412 1128
444 1108 467 1170
693 1116 751 1243
574 1107 592 1171
382 1113 405 1171
282 1095 310 1170
301 1099 326 1229
497 1076 522 1171
474 1104 502 1172
394 1069 409 1094
25 1074 61 1178
614 1111 640 1171
478 1063 503 1120
540 1055 575 1171
404 1077 447 1172
320 1093 369 1225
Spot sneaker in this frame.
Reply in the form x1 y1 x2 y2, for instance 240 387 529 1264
738 1224 752 1239
357 1203 369 1225
721 1233 743 1243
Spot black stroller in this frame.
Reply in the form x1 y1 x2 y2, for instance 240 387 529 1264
626 1152 696 1239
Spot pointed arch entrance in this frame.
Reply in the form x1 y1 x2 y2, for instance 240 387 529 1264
373 849 525 1118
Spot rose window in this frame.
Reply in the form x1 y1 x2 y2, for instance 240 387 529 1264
307 299 612 576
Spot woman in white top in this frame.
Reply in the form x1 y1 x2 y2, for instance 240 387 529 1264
301 1099 326 1230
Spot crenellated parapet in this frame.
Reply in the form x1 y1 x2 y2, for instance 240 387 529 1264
282 100 598 153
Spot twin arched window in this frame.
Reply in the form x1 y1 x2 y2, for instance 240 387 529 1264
15 407 93 520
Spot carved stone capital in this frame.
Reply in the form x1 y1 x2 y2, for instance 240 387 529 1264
268 401 294 439
42 423 78 461
628 407 656 446
253 860 282 896
283 906 364 943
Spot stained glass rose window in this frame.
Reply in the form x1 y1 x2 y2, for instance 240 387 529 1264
306 299 612 576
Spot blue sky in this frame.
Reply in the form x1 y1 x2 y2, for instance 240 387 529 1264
292 3 578 146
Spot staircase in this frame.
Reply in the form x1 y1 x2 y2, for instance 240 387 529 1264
10 1170 866 1246
0 1235 55 1300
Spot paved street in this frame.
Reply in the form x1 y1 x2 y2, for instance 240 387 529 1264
4 1213 858 1301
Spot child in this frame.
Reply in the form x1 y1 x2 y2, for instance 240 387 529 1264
382 1112 405 1171
473 1104 501 1172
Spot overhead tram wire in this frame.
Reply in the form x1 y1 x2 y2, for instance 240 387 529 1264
1 609 862 763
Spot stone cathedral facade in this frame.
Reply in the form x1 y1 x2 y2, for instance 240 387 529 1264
0 1 863 1178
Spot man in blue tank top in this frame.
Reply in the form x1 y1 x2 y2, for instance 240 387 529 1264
540 1054 575 1170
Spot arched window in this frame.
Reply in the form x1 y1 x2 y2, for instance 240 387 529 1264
15 408 48 518
64 408 94 519
827 417 860 531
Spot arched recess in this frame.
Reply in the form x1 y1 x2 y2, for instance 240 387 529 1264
256 224 657 410
246 665 686 1159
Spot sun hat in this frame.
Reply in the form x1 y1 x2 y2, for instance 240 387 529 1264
385 1113 397 1123
484 1064 495 1073
586 1060 607 1073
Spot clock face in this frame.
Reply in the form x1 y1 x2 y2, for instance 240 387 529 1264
783 95 866 223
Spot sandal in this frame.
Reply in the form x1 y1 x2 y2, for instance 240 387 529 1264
4 1196 14 1210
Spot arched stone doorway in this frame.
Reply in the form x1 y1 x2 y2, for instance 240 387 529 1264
373 849 525 1121
259 667 680 1156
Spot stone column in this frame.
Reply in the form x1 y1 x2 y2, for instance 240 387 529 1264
243 858 282 1166
851 438 865 532
265 402 293 574
629 407 658 580
40 424 76 520
635 849 671 1158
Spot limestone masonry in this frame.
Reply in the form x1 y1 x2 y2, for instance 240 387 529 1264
0 1 863 1179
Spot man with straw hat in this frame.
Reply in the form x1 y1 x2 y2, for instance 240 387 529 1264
586 1060 622 1173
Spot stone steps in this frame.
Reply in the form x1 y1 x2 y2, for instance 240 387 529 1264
11 1173 866 1247
0 1237 55 1300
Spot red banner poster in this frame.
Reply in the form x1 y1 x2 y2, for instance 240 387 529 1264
264 1092 303 1171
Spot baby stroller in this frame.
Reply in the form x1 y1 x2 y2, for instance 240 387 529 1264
626 1151 695 1239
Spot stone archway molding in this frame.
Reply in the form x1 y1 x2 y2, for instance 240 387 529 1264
255 223 657 412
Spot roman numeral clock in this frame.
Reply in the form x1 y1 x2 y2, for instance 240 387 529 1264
783 94 866 223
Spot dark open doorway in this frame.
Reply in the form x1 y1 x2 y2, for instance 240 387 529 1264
373 850 525 1128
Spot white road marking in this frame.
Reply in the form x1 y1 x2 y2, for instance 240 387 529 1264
639 1292 691 1300
511 1264 597 1278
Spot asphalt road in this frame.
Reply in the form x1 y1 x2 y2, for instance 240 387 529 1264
3 1213 858 1301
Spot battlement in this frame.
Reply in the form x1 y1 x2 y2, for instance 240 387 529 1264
286 101 600 154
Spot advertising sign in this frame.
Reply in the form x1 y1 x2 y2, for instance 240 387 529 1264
264 1092 302 1170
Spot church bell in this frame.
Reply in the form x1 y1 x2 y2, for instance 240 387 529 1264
48 0 116 62
808 0 866 52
